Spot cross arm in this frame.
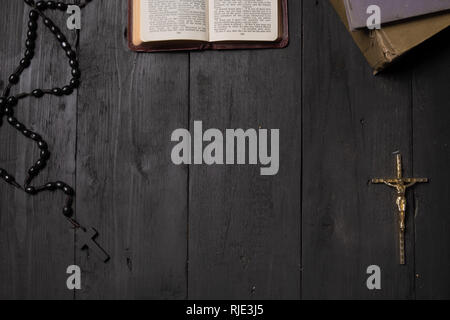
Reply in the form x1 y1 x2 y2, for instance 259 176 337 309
403 178 428 188
402 178 428 183
372 178 428 185
371 178 398 184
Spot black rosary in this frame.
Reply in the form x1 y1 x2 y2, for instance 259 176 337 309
0 0 108 262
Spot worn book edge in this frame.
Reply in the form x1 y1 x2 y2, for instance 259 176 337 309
331 0 450 74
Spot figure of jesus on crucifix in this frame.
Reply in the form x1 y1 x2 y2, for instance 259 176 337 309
372 154 428 265
380 177 416 232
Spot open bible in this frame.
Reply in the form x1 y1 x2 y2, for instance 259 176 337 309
128 0 289 52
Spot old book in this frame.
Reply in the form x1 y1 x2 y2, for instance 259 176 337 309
331 0 450 74
129 0 289 52
344 0 450 30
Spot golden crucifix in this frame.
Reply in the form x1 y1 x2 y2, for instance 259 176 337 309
371 154 428 265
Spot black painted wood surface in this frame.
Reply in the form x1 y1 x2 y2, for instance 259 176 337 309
0 0 449 300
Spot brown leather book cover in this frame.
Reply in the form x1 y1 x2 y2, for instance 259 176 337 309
128 0 289 52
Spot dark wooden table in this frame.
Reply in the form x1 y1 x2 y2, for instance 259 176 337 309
1 0 449 300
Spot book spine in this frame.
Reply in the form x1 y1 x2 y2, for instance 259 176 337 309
330 0 398 74
343 0 356 30
370 30 399 74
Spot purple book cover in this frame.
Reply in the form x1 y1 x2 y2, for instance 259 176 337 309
344 0 450 29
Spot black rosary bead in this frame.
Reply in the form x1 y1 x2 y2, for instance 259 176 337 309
29 10 39 21
60 41 70 50
62 86 73 95
21 129 31 137
7 117 17 126
56 2 68 11
28 166 38 177
0 170 18 187
3 174 14 184
66 49 76 59
4 108 14 118
35 159 46 170
24 49 34 59
14 122 25 131
40 149 50 160
20 58 31 68
71 68 81 78
46 1 56 9
7 96 18 106
69 59 78 68
25 186 38 195
37 140 48 150
27 30 37 40
32 89 44 98
45 182 56 191
8 74 20 84
63 206 73 218
70 78 80 88
56 32 66 42
62 186 74 196
25 39 35 50
43 18 53 28
29 132 41 141
55 181 64 189
36 1 47 10
28 20 38 31
50 25 59 34
3 107 13 116
27 30 37 42
51 88 63 96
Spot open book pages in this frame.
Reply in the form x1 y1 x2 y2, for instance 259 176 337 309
133 0 280 45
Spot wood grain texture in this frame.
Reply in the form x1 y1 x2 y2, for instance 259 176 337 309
187 1 302 300
1 0 450 300
411 28 450 300
0 0 76 300
302 0 415 299
75 0 189 299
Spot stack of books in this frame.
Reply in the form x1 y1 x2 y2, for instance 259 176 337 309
332 0 450 73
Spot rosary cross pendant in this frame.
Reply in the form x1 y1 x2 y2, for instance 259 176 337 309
78 227 110 263
371 154 428 265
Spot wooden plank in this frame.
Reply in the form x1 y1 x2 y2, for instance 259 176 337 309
412 28 450 299
302 0 415 299
188 1 302 299
75 0 189 299
0 1 76 299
